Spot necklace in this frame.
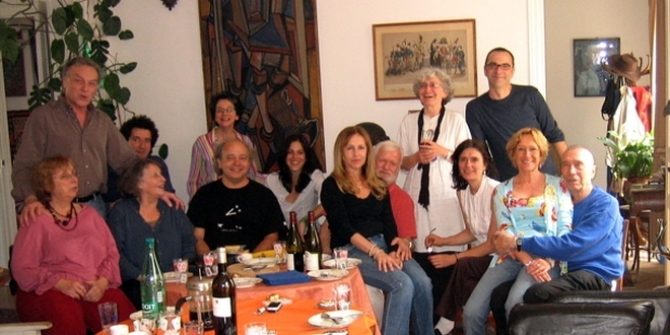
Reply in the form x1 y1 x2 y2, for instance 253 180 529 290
47 202 78 231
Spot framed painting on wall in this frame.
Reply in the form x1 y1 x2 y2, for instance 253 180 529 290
573 37 620 97
372 19 477 100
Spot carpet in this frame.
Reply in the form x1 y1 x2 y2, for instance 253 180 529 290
0 308 19 324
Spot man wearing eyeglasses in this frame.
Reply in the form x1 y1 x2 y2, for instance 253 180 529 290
465 47 567 181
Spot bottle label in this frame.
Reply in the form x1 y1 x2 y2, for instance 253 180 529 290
287 254 295 270
304 251 319 271
212 297 232 317
157 290 163 303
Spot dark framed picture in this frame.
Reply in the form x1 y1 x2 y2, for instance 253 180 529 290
573 38 620 97
373 19 477 100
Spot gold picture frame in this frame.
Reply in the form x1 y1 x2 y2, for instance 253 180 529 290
373 19 477 100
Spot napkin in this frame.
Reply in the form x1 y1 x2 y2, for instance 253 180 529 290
257 270 311 286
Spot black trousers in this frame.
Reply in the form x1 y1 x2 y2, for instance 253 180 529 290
413 251 455 325
523 269 612 304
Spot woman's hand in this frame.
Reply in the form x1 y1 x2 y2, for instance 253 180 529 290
84 277 109 302
54 279 87 299
526 259 552 283
427 253 457 269
424 233 444 248
391 237 412 261
419 141 450 163
375 251 402 272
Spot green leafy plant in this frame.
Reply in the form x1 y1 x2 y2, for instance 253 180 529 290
0 0 136 121
598 131 654 181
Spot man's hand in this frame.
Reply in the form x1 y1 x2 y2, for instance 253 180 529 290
161 192 185 210
19 196 45 227
84 277 109 302
54 279 87 299
391 237 412 261
427 253 457 269
492 230 517 255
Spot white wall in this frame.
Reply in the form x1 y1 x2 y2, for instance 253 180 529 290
112 1 207 202
545 0 650 188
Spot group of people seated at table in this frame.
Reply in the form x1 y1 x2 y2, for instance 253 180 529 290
9 49 625 335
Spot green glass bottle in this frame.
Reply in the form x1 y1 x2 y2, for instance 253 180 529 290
140 238 166 320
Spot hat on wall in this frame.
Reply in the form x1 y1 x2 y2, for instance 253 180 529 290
602 53 641 82
356 122 390 146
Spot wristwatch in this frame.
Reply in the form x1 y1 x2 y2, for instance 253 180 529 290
515 236 523 252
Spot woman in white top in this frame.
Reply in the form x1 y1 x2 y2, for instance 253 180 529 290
397 67 471 318
265 134 326 243
424 139 500 335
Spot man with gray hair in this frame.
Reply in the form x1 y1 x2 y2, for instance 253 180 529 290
12 57 138 221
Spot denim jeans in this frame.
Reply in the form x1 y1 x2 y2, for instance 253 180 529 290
462 257 560 335
85 194 106 219
344 234 433 335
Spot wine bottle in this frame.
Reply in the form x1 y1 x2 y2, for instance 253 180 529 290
140 238 166 320
212 247 236 335
303 211 322 271
286 211 304 272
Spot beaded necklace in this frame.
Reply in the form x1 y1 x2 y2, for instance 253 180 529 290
47 202 78 231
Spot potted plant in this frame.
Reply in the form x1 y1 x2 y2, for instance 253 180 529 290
598 130 654 183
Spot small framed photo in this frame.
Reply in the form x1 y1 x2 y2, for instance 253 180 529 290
372 19 477 100
573 38 620 97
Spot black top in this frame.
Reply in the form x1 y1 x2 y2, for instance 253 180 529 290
320 177 398 252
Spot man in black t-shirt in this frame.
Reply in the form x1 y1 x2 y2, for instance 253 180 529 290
188 139 284 254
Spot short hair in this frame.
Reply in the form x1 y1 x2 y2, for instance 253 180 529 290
412 67 455 105
62 57 102 83
30 155 75 203
451 139 498 190
117 159 162 198
332 126 386 200
213 139 251 175
506 127 549 167
374 140 403 158
277 133 322 193
120 115 159 148
485 47 515 67
209 92 244 128
356 122 390 146
563 145 596 167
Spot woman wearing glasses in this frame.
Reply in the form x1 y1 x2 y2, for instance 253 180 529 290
187 91 260 198
397 67 471 323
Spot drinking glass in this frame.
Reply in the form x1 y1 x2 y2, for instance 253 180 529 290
273 241 286 263
333 247 348 271
244 322 268 335
333 283 351 311
97 302 118 331
182 321 204 335
421 129 434 143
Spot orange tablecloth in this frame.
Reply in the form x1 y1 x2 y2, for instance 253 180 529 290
99 298 377 335
166 267 376 322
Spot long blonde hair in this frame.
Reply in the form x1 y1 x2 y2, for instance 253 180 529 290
332 126 387 200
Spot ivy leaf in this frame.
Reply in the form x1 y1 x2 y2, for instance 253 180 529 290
72 2 84 20
89 40 109 65
102 16 121 36
158 143 169 159
118 30 134 40
28 85 53 110
64 31 79 53
48 78 62 91
103 0 122 8
119 62 137 74
96 99 117 121
77 19 94 41
117 87 131 105
52 8 68 35
103 72 120 97
95 5 113 24
51 39 65 64
0 20 20 63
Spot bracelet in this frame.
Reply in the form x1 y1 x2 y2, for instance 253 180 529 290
524 260 533 267
368 245 378 256
408 240 413 249
372 249 382 259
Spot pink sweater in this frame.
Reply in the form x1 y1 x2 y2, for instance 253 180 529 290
11 205 122 295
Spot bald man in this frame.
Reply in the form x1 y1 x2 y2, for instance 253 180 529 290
493 146 624 303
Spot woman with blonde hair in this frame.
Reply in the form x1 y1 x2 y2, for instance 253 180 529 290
320 126 433 335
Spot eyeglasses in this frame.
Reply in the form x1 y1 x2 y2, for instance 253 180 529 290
418 82 442 90
216 107 236 114
485 63 513 70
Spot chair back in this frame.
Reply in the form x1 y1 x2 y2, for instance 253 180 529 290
614 219 630 291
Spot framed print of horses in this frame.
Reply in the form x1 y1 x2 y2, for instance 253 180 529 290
373 19 477 100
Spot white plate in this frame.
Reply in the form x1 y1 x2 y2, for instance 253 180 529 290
307 269 348 281
242 257 278 266
307 310 364 328
322 258 362 269
225 245 247 254
130 306 175 320
233 277 262 288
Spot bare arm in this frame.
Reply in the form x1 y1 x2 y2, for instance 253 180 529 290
401 152 421 170
552 141 568 159
194 228 210 255
253 232 279 252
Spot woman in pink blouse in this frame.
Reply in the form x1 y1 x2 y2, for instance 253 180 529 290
11 156 135 335
187 92 261 198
